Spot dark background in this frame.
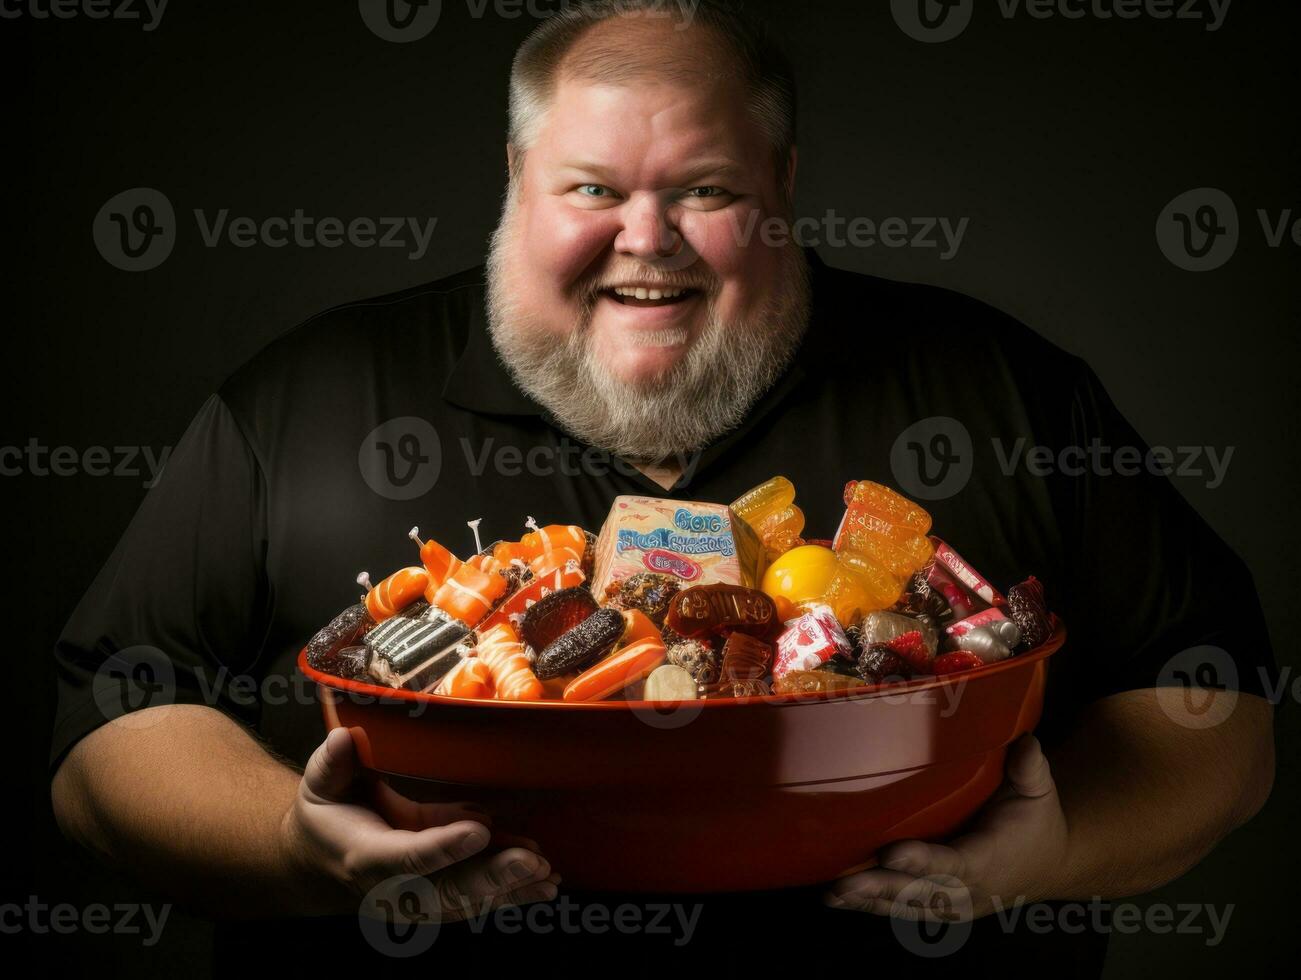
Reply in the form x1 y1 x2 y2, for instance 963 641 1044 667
8 0 1297 974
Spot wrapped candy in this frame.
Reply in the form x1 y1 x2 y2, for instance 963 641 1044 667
1007 576 1053 649
931 537 1006 608
773 605 853 679
859 610 939 656
366 608 473 691
945 608 1021 663
666 638 720 685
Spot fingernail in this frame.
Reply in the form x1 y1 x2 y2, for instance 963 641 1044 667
461 831 488 854
508 860 535 883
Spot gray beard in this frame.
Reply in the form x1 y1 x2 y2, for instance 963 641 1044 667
484 202 812 461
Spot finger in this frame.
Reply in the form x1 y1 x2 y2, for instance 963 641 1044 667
447 847 552 902
1004 734 1055 799
361 819 492 880
371 782 493 830
493 878 560 909
301 727 360 803
434 847 552 918
828 871 970 921
825 868 917 909
877 840 965 880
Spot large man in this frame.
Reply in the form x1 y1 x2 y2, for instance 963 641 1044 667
51 1 1273 973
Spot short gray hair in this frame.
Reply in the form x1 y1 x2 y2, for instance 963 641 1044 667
507 0 797 183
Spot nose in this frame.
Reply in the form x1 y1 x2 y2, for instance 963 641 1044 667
613 191 682 261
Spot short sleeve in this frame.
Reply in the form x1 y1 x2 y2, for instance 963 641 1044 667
1048 361 1275 705
49 393 272 774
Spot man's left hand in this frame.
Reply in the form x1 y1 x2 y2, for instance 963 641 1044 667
824 734 1070 920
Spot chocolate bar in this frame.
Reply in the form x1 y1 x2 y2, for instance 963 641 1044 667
366 608 474 691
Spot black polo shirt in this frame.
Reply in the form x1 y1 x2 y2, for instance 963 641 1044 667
51 248 1273 975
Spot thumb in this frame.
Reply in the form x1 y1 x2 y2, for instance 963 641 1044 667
302 726 360 803
1004 734 1055 799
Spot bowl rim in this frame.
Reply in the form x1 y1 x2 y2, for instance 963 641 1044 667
298 617 1065 711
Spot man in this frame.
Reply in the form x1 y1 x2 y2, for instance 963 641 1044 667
51 1 1273 973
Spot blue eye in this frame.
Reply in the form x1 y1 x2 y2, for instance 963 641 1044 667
687 186 724 198
578 184 611 197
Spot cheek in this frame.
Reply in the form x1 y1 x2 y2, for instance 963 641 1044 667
681 207 786 291
522 199 619 290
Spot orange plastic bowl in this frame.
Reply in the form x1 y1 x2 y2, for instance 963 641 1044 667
298 619 1064 893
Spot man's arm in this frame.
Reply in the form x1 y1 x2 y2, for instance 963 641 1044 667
827 689 1274 915
51 704 558 920
52 704 324 916
1051 689 1274 898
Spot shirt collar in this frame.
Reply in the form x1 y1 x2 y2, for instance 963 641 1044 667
442 248 831 487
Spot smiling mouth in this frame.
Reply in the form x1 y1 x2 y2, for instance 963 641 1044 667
600 285 700 308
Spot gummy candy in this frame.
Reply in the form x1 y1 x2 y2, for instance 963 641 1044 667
820 482 935 627
730 476 806 561
666 584 778 639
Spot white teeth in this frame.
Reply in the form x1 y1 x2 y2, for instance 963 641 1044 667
610 286 687 300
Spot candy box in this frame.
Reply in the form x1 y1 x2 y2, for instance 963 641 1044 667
592 495 764 597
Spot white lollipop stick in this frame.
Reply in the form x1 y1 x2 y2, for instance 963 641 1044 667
408 526 425 547
467 518 484 555
356 571 373 592
524 516 540 533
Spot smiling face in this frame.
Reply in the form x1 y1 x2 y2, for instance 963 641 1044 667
487 18 811 459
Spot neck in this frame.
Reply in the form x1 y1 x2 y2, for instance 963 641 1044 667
628 456 684 492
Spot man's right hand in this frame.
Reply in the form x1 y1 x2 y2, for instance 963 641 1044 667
280 726 559 921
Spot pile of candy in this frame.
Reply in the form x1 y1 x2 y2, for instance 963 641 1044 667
304 479 1054 702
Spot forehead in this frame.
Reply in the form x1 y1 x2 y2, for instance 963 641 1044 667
531 75 768 181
